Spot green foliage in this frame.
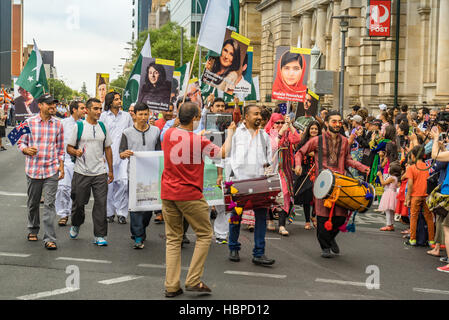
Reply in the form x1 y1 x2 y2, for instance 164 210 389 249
47 78 79 102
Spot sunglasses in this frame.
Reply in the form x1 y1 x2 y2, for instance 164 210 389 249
275 121 285 125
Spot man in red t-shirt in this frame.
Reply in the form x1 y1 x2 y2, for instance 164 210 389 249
161 102 235 298
154 102 174 131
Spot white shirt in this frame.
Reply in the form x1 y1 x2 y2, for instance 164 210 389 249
99 110 133 179
228 123 272 180
61 116 78 163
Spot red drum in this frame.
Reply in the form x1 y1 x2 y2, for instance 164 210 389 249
224 174 283 211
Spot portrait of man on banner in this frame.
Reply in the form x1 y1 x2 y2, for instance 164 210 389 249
95 73 109 107
138 57 174 112
201 28 250 95
233 46 253 100
14 87 39 123
272 46 311 102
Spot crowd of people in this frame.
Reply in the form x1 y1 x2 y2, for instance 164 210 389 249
5 85 449 297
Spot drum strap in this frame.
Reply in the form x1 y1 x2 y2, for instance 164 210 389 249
318 135 323 172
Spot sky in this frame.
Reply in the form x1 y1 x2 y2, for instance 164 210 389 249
23 0 134 96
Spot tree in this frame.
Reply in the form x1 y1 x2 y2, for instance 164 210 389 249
47 78 78 102
81 82 88 95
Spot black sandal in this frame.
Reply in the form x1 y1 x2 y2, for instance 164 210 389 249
27 233 38 241
44 241 57 250
185 281 211 293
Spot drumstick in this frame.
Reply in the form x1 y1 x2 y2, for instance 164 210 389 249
294 163 316 196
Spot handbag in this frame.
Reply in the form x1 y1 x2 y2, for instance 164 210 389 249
426 184 449 218
427 171 440 195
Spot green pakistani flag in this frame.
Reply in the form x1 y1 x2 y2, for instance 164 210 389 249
16 39 48 98
175 62 190 94
227 0 240 33
123 34 151 110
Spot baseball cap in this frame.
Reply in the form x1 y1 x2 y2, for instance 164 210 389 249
37 93 59 104
379 104 387 111
350 115 363 123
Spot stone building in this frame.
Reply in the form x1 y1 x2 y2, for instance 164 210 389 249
254 0 449 114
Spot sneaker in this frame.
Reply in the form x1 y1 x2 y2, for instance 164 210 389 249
106 216 115 223
394 214 401 222
405 239 416 246
428 240 436 246
93 237 108 246
215 238 228 244
440 257 448 263
133 237 144 249
69 226 80 239
118 216 127 224
154 214 164 224
321 248 333 258
436 265 449 273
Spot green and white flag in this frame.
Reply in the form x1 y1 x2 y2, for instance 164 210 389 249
16 39 48 98
123 34 151 110
175 62 190 94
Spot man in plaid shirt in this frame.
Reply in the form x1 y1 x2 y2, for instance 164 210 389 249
17 93 64 250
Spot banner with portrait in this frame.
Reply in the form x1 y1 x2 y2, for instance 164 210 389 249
201 28 250 96
233 46 253 99
271 46 311 102
294 89 319 132
13 84 39 123
138 57 175 112
95 73 109 106
185 78 203 108
128 151 224 211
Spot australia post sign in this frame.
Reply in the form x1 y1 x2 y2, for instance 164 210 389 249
368 0 391 37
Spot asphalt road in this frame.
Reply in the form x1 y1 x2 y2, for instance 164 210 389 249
1 135 448 301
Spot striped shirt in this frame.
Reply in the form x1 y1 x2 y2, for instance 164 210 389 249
17 114 64 179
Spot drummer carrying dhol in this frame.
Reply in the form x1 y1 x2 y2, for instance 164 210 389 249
294 110 370 258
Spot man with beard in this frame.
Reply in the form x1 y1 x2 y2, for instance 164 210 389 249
154 102 174 131
227 105 276 266
100 92 134 224
294 111 370 258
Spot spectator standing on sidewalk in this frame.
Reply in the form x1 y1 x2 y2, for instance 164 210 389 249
17 93 64 250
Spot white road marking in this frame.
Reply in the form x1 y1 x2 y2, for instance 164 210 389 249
265 237 281 240
224 270 287 279
138 263 189 271
315 278 367 287
0 191 27 197
55 257 112 264
413 288 449 295
17 287 79 300
0 252 31 258
98 275 143 285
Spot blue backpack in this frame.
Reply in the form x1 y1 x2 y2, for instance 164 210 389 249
70 121 107 163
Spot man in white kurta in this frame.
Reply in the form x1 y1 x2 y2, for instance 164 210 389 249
55 101 87 226
99 92 133 224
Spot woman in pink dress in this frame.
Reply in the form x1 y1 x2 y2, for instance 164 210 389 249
265 112 301 235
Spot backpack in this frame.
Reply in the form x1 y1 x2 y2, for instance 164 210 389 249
71 120 107 163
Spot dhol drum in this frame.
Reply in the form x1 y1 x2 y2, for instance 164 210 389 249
313 169 375 213
224 174 283 211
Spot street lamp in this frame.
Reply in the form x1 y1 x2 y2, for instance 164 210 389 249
332 15 356 116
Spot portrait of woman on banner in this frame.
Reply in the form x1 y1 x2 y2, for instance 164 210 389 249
203 38 241 94
272 51 307 101
139 62 172 105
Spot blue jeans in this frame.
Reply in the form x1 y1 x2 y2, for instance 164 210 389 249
228 208 267 257
130 211 153 241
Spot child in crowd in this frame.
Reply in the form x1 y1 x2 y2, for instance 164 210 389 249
377 161 402 231
404 146 435 246
396 159 410 229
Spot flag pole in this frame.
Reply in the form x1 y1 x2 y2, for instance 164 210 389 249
182 43 199 105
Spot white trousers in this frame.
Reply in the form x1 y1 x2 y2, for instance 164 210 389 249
107 179 129 218
55 162 74 218
213 204 230 239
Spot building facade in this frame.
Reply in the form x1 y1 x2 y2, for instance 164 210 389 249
256 0 449 114
148 0 170 30
0 0 12 87
167 0 208 38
